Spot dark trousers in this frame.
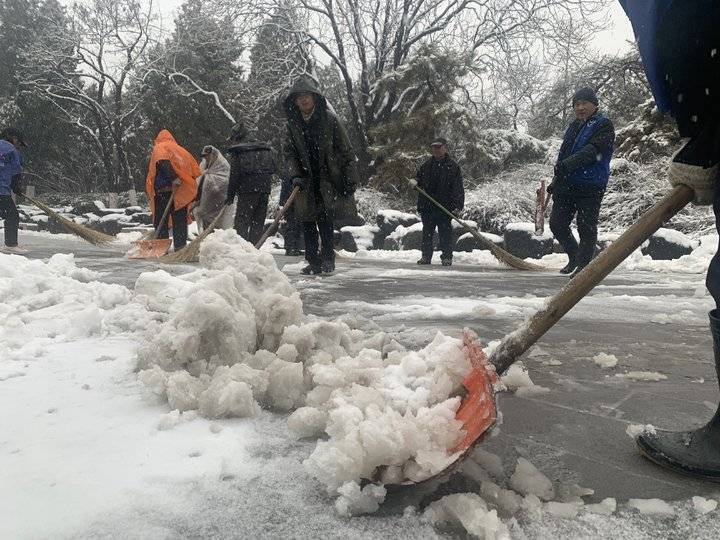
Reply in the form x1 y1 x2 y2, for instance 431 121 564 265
0 195 19 247
421 210 453 260
707 193 720 308
281 206 302 252
549 191 604 268
154 191 188 251
303 217 334 264
234 192 269 245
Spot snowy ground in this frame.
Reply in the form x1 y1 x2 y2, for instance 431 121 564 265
3 231 720 539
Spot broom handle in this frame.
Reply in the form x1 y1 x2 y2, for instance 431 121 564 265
254 186 300 249
490 184 694 374
152 188 177 240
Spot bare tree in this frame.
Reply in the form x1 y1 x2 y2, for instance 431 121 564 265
20 0 157 191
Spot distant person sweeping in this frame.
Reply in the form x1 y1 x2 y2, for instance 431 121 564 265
225 123 277 245
548 87 615 277
415 137 464 267
193 145 234 231
145 130 199 252
0 127 27 254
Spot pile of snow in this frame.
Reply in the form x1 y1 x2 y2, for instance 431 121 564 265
425 493 510 539
627 498 675 516
0 252 140 361
130 229 475 511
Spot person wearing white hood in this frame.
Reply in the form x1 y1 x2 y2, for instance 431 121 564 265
192 145 235 231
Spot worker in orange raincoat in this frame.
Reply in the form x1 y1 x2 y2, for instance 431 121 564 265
145 130 200 251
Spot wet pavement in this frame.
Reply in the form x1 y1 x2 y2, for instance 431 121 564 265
19 231 720 505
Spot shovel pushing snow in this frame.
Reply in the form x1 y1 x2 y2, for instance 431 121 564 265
128 188 176 259
404 184 695 485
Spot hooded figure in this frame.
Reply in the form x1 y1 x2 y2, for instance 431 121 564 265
145 130 200 251
194 145 234 231
225 123 277 245
283 75 359 274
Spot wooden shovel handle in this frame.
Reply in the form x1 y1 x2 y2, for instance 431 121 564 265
254 186 300 249
490 184 695 374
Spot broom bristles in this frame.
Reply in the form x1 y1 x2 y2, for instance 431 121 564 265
23 195 115 246
159 207 227 264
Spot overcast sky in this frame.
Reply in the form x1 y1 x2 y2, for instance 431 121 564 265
153 0 635 56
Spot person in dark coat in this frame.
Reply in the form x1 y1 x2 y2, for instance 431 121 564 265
225 123 277 245
0 127 27 254
279 175 302 256
283 75 359 274
621 0 720 480
416 137 464 266
548 87 615 276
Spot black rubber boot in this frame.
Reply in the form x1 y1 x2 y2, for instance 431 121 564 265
301 262 322 275
636 309 720 480
417 257 431 265
321 260 335 273
559 255 577 275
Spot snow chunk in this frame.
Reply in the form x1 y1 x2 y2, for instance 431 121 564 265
627 498 675 515
509 458 555 501
625 423 657 440
593 353 618 368
334 482 387 516
616 371 667 382
692 496 718 515
288 407 329 439
501 362 550 396
424 493 510 539
585 498 617 516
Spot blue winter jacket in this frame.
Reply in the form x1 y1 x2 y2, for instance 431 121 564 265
556 112 615 191
0 139 23 196
619 0 674 113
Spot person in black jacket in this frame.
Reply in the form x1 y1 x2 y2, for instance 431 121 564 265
225 123 277 245
416 137 464 266
548 87 615 276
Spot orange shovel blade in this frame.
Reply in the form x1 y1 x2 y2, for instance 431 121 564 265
128 239 172 259
451 330 499 454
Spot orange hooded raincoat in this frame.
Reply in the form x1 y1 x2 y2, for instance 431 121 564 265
145 130 201 223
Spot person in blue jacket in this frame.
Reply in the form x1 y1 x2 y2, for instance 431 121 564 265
0 127 27 254
548 88 615 276
621 0 720 480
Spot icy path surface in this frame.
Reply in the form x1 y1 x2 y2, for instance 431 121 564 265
3 232 720 539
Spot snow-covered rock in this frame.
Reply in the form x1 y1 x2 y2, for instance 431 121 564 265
503 222 554 259
642 228 697 260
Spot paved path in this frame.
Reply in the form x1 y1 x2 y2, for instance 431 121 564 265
19 232 720 512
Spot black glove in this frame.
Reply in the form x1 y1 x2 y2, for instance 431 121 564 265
546 183 554 195
292 177 307 191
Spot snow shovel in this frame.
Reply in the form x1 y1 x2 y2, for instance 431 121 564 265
410 182 543 271
128 189 176 259
407 184 695 485
254 186 300 250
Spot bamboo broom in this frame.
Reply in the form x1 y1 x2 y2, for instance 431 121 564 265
20 193 115 246
159 206 228 263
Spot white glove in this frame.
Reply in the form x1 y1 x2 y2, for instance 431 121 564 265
669 149 718 205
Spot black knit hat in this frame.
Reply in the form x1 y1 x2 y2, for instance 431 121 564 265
572 87 598 107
